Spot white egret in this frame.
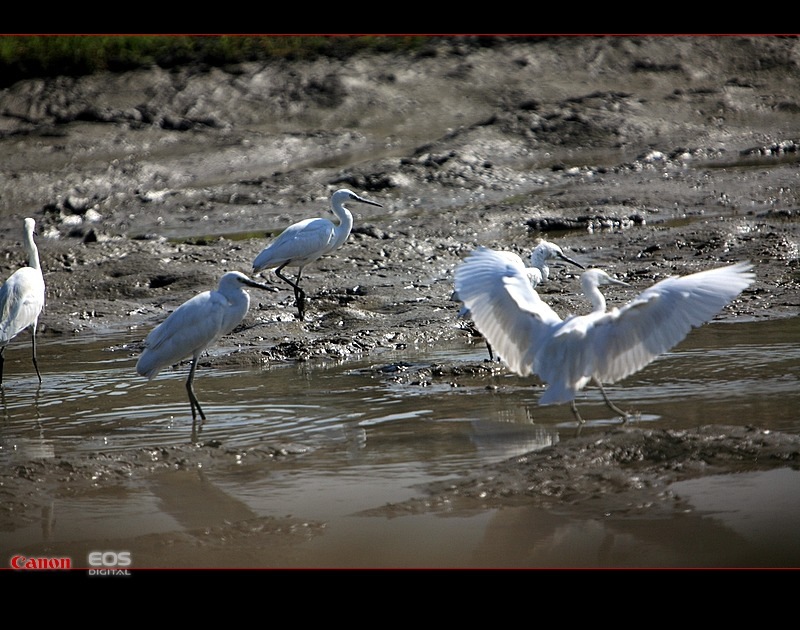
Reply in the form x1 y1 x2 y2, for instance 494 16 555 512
527 239 586 285
454 246 755 423
0 218 45 385
136 271 273 425
253 188 382 320
453 239 584 360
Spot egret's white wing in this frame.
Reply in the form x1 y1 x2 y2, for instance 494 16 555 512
454 263 544 319
253 217 336 271
583 261 755 385
0 268 45 343
454 247 562 376
136 291 227 378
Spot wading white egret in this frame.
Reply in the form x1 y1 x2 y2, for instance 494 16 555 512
253 188 382 320
453 239 584 360
136 271 273 426
454 246 755 423
0 218 45 385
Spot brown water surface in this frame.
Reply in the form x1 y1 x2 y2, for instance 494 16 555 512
1 317 798 568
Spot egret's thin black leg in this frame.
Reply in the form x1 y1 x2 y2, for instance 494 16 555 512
31 326 41 383
0 348 5 386
293 269 306 319
275 264 306 319
186 358 206 422
274 262 296 292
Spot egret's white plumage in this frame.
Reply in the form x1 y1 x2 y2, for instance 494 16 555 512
253 188 382 320
454 246 755 422
0 218 45 385
453 239 584 360
136 271 273 425
527 239 586 285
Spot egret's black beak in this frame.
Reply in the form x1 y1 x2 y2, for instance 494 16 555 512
559 252 585 270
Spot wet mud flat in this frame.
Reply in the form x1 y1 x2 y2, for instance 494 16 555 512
0 36 799 565
385 425 800 515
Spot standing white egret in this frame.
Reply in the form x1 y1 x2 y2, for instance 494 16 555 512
0 218 45 385
253 188 382 320
453 239 584 360
136 271 273 426
454 246 755 423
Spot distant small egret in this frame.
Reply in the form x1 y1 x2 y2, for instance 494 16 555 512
527 238 586 285
136 271 273 425
253 188 382 320
0 218 45 385
453 239 584 360
454 246 755 423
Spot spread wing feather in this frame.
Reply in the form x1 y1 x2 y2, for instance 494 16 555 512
454 247 562 376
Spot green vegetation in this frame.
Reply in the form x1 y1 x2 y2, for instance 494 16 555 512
0 35 433 84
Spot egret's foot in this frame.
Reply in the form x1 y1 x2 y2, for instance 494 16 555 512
605 399 630 423
294 290 306 320
570 401 587 426
190 418 203 444
620 410 641 425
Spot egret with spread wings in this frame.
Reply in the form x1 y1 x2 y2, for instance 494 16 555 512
454 246 755 423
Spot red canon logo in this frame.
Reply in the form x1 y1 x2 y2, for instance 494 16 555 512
10 555 72 569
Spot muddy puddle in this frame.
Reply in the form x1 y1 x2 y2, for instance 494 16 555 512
1 316 798 568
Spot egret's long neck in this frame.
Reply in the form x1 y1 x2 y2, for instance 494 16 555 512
25 230 40 271
530 250 552 283
330 204 353 250
530 251 545 271
539 264 550 282
583 283 607 313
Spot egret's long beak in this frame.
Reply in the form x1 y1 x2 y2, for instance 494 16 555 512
243 278 275 291
558 252 585 270
355 194 383 208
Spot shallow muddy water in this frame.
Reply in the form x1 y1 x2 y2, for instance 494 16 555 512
1 316 798 568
